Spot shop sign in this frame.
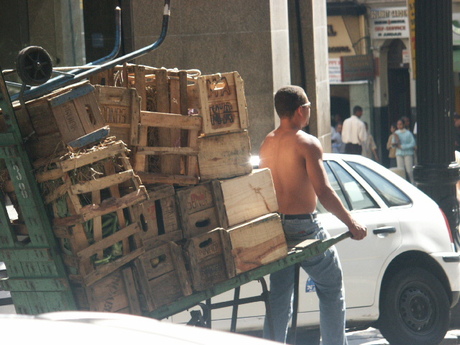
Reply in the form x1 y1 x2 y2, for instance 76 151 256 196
369 7 410 39
341 54 374 81
329 58 342 83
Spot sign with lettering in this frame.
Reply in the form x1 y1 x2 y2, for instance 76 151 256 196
329 58 342 83
341 54 375 82
369 7 410 39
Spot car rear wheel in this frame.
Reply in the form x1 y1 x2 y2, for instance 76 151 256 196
378 267 450 345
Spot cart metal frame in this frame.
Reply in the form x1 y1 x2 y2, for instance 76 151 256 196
0 1 351 337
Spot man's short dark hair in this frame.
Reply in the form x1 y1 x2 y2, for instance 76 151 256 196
353 105 363 114
274 85 308 118
454 112 460 120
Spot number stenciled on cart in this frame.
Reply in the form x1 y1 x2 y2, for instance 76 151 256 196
12 163 29 199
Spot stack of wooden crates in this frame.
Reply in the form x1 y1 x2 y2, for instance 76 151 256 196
4 64 288 316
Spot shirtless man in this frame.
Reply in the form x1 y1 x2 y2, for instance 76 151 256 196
260 86 367 344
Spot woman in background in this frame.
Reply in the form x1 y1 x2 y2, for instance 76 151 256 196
393 118 416 184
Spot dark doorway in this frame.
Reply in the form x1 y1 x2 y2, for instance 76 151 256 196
0 0 29 71
330 96 350 126
387 40 411 126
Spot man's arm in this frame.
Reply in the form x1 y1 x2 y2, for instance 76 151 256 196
305 138 367 240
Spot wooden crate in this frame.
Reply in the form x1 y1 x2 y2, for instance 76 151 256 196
133 241 192 312
175 182 224 238
176 168 278 238
95 85 141 147
34 139 148 285
197 130 252 181
227 213 287 274
72 266 142 314
25 80 105 145
188 71 248 136
134 110 202 185
214 168 279 227
184 228 235 291
131 184 182 250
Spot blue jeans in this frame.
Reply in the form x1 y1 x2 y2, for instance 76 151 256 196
263 218 347 345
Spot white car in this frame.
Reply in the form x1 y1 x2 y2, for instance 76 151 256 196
171 153 460 345
0 311 275 345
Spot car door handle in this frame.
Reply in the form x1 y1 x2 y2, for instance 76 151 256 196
373 226 397 235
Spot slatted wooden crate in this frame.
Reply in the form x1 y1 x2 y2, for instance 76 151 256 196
131 184 182 250
133 241 192 312
175 168 278 238
72 265 142 314
175 182 223 238
183 228 235 291
227 213 287 274
197 130 252 181
188 71 248 136
34 139 148 286
24 80 105 146
95 85 141 147
134 110 202 185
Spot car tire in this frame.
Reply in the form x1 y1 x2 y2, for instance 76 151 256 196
378 267 450 345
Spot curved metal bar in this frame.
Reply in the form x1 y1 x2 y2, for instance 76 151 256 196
88 6 122 66
12 0 171 102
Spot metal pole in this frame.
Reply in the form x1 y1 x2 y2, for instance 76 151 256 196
413 0 460 243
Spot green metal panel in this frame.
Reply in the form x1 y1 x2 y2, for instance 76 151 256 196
0 69 77 312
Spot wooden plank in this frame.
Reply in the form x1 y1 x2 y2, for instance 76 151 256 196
76 222 141 260
136 171 199 185
92 190 103 259
135 146 199 156
59 141 127 172
103 161 129 255
43 178 71 204
53 188 148 225
217 168 279 227
140 111 202 130
197 131 252 181
227 213 287 274
35 169 65 183
70 170 135 194
81 247 144 286
130 88 140 146
122 267 142 315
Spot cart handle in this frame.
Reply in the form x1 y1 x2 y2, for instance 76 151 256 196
12 0 171 102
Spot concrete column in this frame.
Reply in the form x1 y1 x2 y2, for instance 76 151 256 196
288 0 331 151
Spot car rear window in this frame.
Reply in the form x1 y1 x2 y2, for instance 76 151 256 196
347 161 412 207
317 161 379 213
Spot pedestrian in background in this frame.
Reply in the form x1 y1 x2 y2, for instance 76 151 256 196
331 122 345 153
386 123 398 168
342 105 367 154
362 122 379 162
393 118 416 184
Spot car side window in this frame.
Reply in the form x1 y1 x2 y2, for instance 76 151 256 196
319 162 350 212
317 161 378 214
347 162 411 207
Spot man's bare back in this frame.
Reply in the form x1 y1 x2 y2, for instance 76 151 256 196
259 85 366 241
259 127 319 214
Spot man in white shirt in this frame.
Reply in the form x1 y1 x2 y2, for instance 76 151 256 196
341 105 367 154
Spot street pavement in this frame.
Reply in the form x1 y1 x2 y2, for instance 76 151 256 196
346 327 460 345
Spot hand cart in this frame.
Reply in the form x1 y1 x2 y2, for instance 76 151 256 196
0 1 352 338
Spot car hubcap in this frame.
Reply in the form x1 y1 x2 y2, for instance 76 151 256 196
399 286 433 332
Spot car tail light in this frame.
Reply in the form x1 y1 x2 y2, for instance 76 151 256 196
439 208 454 244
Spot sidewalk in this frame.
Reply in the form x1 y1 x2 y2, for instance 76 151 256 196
347 327 460 345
